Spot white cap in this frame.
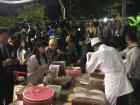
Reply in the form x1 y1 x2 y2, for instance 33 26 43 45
91 37 101 46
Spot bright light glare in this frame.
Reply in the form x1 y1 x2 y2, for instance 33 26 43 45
0 0 34 4
110 18 113 21
103 17 108 23
78 28 81 31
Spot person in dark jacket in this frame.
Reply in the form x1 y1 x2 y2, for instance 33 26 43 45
65 35 77 66
76 37 89 72
0 27 16 105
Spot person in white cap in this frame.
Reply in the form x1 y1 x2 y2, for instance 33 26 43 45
86 37 133 105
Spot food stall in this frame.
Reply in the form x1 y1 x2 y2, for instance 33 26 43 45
11 61 106 105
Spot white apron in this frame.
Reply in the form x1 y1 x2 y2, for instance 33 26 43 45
86 44 134 105
104 72 133 105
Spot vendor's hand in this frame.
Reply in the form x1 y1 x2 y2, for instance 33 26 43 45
123 59 127 64
87 52 93 62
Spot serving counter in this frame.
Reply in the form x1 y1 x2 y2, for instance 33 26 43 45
11 71 106 105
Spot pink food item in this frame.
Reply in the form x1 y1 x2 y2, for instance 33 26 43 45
71 67 81 70
66 67 81 77
23 86 54 105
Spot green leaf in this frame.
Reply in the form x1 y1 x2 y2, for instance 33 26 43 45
128 17 137 26
0 16 16 28
136 15 140 24
17 3 46 29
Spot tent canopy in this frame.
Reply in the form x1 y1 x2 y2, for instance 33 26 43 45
0 0 34 4
0 0 35 15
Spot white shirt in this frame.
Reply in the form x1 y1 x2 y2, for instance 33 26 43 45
86 44 133 105
20 49 26 61
86 44 125 74
26 55 46 85
26 55 46 73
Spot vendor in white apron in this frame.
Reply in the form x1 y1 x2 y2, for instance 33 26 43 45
86 37 133 105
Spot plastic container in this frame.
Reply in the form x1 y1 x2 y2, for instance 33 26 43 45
47 85 62 98
71 67 81 70
23 86 54 105
65 67 81 77
51 61 66 76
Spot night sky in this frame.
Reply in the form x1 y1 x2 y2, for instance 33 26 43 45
127 0 140 16
0 0 139 16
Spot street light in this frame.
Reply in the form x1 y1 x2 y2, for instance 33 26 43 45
103 17 108 23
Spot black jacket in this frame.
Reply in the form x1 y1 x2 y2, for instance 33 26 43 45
0 43 14 77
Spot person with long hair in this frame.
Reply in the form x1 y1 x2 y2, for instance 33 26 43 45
17 40 31 70
58 35 77 66
16 40 31 82
26 41 48 85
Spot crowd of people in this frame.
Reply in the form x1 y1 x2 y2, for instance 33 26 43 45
7 19 127 68
0 18 140 105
